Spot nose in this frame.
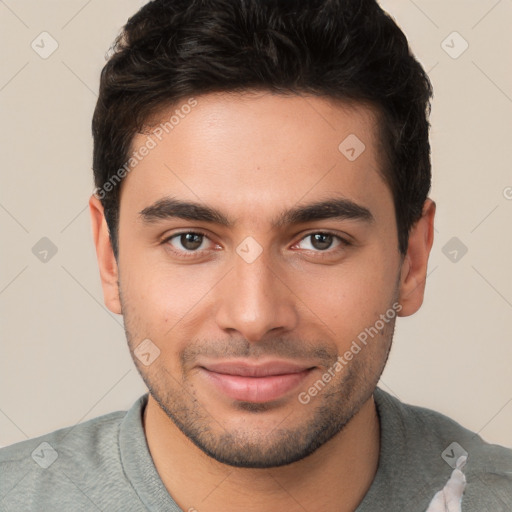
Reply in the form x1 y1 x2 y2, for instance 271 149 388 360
214 247 299 342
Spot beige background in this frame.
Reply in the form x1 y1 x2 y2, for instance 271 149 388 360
0 0 511 450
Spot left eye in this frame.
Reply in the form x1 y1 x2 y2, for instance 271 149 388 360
167 232 210 252
296 233 344 251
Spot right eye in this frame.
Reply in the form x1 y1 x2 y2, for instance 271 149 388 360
165 231 212 252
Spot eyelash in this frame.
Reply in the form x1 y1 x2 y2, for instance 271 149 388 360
162 230 352 259
163 230 216 259
292 232 352 255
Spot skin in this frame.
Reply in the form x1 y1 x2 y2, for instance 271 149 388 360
90 91 435 512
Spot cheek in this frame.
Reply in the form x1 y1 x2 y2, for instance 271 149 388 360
297 250 399 340
120 256 220 334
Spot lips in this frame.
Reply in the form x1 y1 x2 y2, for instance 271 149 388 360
198 360 314 403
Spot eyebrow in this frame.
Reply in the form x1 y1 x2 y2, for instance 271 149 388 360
138 196 374 227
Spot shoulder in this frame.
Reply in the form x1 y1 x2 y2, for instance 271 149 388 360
0 398 146 511
374 388 512 509
0 407 126 468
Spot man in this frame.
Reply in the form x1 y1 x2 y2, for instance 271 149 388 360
1 0 511 510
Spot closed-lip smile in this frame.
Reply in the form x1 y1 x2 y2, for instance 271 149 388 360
198 360 315 403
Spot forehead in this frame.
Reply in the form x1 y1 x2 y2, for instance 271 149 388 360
121 91 392 226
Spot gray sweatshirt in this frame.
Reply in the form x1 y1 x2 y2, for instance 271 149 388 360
1 388 511 511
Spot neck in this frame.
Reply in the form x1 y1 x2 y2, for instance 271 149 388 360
143 394 380 512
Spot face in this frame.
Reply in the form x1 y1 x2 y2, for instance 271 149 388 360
91 91 432 468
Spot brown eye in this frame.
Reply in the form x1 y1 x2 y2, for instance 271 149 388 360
181 233 203 250
293 232 351 256
168 232 207 252
310 233 334 250
297 232 340 251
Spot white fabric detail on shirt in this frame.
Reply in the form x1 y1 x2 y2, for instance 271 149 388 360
425 455 467 512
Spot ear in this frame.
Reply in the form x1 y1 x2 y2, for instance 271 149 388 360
397 198 436 317
89 195 122 314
